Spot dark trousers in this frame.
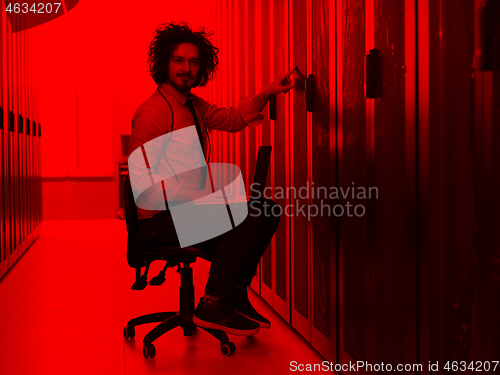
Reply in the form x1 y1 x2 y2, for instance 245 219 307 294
137 198 281 299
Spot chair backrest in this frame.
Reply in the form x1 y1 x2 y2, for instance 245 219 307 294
124 173 147 268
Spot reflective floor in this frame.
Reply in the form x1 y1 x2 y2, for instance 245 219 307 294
0 220 327 375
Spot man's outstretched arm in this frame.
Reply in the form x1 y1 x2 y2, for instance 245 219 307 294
252 66 297 112
197 66 298 133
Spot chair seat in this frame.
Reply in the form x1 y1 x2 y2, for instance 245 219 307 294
141 242 212 261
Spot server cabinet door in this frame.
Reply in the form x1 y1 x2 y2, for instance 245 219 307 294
36 122 41 226
242 0 258 218
228 0 237 168
290 0 310 341
261 0 291 321
258 0 274 300
261 0 290 321
249 0 269 294
370 0 418 370
237 0 248 192
480 17 500 362
0 121 6 278
25 28 34 249
338 0 371 370
221 0 230 166
14 13 23 258
23 28 31 251
419 0 492 373
18 19 26 256
219 0 231 169
3 5 13 270
0 5 7 279
7 14 19 270
442 0 476 362
246 0 258 208
0 129 5 279
309 0 336 362
26 30 32 245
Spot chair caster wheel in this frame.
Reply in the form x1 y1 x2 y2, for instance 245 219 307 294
123 326 135 339
220 341 236 356
143 343 156 358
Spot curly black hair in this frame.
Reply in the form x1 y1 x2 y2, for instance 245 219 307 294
148 22 219 87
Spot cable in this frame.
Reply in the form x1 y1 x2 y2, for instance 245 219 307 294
157 86 179 183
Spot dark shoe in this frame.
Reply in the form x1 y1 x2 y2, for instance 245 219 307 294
226 287 271 329
193 298 260 336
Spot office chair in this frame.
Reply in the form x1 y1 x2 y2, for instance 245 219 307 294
122 173 236 357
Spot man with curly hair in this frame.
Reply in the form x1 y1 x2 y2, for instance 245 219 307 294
129 22 296 336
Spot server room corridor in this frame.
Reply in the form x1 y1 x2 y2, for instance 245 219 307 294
0 220 325 374
1 0 500 374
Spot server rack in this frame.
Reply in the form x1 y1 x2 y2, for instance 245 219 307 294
0 9 42 281
200 0 499 367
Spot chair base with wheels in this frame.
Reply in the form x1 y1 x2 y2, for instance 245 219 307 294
123 250 236 357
